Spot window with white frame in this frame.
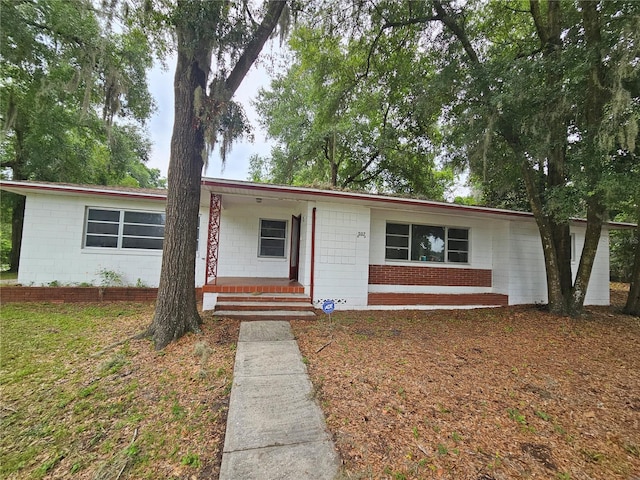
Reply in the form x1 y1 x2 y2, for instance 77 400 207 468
84 208 165 250
259 219 287 257
385 222 469 263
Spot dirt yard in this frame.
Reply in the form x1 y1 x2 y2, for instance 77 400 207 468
292 284 640 480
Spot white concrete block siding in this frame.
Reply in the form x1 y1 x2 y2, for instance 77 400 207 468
19 193 173 287
505 222 609 305
216 202 305 278
12 181 612 308
368 208 497 296
311 202 371 307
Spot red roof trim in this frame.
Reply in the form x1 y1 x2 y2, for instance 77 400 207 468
0 181 167 201
2 178 634 229
201 178 534 219
200 179 635 228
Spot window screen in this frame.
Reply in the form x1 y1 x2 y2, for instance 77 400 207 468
259 219 287 257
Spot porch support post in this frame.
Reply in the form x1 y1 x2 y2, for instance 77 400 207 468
205 193 222 285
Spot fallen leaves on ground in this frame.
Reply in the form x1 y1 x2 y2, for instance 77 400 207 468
292 284 640 480
3 284 638 480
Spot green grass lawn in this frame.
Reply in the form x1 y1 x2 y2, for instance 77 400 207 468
0 303 237 479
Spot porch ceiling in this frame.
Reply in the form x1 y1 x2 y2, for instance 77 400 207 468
211 193 306 210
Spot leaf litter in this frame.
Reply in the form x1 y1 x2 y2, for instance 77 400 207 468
292 283 640 480
2 284 638 480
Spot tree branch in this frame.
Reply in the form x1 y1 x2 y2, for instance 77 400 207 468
433 1 479 64
341 150 380 188
224 0 286 98
359 13 442 84
22 19 89 47
529 0 548 47
353 167 384 186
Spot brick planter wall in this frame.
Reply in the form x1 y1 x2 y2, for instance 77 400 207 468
368 292 508 306
368 264 492 287
0 287 204 303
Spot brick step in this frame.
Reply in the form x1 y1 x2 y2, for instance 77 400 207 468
215 301 315 312
212 310 317 320
216 293 311 303
203 284 304 294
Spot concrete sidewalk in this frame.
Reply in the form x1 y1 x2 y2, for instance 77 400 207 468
219 321 339 480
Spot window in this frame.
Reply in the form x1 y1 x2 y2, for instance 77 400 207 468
85 208 165 250
385 222 469 263
259 219 287 257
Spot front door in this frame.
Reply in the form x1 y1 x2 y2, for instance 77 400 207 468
289 214 301 281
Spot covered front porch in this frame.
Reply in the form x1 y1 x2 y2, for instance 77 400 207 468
200 185 311 311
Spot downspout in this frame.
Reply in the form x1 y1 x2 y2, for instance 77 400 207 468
310 207 316 304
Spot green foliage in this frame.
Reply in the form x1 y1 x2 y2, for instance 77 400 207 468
535 410 551 422
0 191 13 270
0 0 160 185
100 352 129 375
255 24 454 199
436 443 448 455
507 408 527 425
97 268 125 287
610 213 639 282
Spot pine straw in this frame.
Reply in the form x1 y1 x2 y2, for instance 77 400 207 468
292 284 640 480
2 285 637 480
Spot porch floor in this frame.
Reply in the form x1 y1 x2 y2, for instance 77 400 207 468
203 277 304 294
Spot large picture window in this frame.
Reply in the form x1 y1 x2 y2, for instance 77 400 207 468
259 219 287 257
385 222 469 263
85 208 165 250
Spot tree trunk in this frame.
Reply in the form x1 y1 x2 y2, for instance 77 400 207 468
520 161 567 314
8 127 28 273
9 195 25 273
569 195 606 314
624 211 640 315
569 0 610 316
147 28 208 350
148 0 286 349
330 132 338 187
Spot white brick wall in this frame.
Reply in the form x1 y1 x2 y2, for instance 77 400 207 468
312 202 370 307
18 193 210 287
297 204 315 295
506 222 610 305
491 221 511 296
507 222 548 304
369 208 495 269
16 189 612 307
216 202 305 278
368 208 497 295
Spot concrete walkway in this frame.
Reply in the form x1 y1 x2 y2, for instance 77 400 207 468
219 321 339 480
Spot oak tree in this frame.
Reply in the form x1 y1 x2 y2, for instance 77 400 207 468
145 0 287 349
1 0 160 271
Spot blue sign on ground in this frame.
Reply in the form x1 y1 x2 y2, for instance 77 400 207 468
322 299 335 314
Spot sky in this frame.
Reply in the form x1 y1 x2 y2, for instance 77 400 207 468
146 58 277 182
